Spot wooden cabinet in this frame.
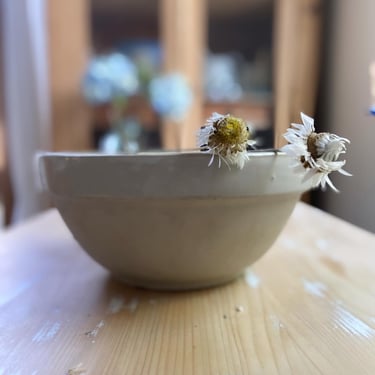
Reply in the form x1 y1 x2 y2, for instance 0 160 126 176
273 0 323 147
48 0 92 152
0 0 323 224
45 0 323 151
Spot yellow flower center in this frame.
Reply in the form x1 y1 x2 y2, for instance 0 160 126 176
208 116 250 153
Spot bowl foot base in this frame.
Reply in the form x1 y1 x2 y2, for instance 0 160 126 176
113 273 243 291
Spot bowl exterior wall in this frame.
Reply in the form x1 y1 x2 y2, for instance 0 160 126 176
39 152 311 198
53 193 300 290
39 152 310 290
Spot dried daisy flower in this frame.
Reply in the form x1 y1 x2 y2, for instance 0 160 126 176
197 112 256 169
281 112 351 192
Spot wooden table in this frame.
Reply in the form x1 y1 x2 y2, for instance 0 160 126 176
1 203 375 374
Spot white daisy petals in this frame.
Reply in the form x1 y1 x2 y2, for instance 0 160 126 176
197 112 255 170
281 112 351 192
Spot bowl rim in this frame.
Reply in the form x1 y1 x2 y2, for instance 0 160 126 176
39 149 313 198
38 149 287 159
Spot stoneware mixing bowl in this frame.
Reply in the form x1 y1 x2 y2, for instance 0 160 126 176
39 151 312 290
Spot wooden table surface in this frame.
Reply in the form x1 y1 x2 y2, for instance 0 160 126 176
1 203 375 375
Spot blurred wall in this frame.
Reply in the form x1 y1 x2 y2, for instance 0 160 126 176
320 0 375 232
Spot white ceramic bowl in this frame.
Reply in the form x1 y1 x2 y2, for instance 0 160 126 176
39 151 311 290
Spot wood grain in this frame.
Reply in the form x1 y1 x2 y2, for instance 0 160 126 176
160 0 206 150
273 0 323 148
48 0 92 151
1 203 375 374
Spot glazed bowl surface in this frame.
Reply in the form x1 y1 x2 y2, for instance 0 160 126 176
39 151 311 290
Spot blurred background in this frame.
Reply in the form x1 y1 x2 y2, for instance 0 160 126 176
0 0 374 233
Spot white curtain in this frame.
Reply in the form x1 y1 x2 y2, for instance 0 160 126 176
2 0 51 223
